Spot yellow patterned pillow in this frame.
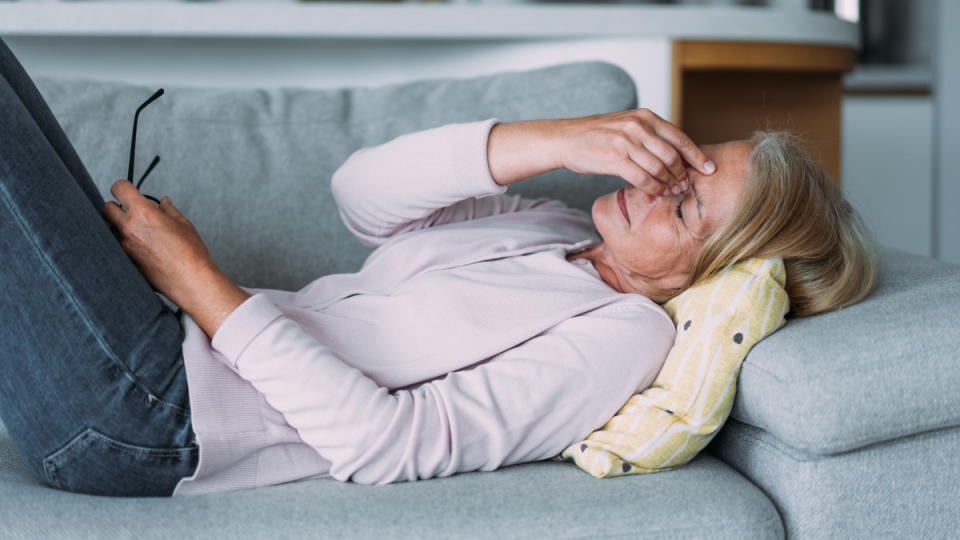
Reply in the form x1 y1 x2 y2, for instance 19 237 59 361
560 257 789 477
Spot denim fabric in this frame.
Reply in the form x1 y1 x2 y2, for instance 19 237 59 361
0 37 197 497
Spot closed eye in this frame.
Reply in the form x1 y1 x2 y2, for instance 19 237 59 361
675 201 683 221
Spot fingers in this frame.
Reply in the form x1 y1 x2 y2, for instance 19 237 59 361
159 196 189 224
621 122 682 190
110 179 153 212
648 116 716 176
616 160 667 197
106 180 179 228
639 135 687 186
625 119 687 192
625 145 679 191
102 200 126 227
619 110 714 196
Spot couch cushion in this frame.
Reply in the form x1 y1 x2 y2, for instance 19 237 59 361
710 418 960 540
34 61 635 292
0 422 781 539
730 249 960 455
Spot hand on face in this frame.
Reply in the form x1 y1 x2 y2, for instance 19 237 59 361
590 140 753 300
554 108 716 197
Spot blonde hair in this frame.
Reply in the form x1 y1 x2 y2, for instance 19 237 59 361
684 131 880 318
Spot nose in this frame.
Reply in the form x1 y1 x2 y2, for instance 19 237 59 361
626 186 669 218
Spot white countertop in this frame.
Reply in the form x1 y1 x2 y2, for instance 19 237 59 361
0 2 857 45
845 64 933 92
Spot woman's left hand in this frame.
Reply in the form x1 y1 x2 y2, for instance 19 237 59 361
103 179 252 339
102 179 216 305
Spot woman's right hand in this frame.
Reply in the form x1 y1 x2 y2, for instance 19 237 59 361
552 109 716 196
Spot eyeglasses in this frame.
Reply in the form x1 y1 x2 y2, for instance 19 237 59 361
127 88 164 205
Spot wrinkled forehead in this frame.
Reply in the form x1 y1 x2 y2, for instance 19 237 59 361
690 140 754 234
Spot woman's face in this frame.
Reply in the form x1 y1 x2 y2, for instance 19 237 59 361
590 140 753 296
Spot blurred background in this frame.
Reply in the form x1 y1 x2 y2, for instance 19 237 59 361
0 0 955 264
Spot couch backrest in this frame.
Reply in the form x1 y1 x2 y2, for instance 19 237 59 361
35 61 636 291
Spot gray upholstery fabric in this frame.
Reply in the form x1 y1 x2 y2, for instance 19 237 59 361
3 60 954 539
33 61 634 292
709 419 960 540
0 62 788 540
0 419 782 539
730 249 960 455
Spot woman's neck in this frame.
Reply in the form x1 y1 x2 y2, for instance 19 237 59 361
567 243 626 293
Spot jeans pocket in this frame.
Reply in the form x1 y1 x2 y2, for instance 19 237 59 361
43 427 198 497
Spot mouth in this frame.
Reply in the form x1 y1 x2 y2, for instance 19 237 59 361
617 188 630 225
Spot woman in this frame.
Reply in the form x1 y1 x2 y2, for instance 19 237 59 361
0 39 877 498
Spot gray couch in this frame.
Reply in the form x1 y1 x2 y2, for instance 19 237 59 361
1 61 957 539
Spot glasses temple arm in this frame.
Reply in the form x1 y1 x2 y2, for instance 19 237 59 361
136 155 160 190
127 88 165 183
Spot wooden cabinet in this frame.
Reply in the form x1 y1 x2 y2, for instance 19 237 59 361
672 42 855 183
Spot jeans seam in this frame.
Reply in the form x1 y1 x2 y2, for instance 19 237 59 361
82 429 197 458
43 455 62 489
0 185 190 418
44 428 94 469
42 427 94 489
42 427 199 490
127 370 191 418
45 427 200 463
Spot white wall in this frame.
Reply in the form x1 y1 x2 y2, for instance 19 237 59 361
842 96 935 257
936 0 960 263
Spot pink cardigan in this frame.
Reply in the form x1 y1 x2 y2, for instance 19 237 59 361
172 118 675 495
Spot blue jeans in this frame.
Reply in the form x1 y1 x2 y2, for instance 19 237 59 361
0 38 198 497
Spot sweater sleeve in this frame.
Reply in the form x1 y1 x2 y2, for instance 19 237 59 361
330 118 567 248
211 293 675 485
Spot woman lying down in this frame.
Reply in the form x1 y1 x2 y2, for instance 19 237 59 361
0 41 876 497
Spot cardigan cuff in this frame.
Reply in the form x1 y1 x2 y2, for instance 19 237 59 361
466 117 509 198
211 293 284 370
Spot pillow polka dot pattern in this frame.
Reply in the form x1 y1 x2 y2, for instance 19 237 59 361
559 257 789 477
